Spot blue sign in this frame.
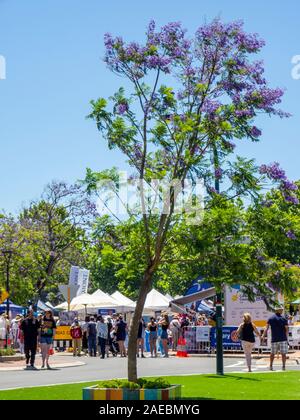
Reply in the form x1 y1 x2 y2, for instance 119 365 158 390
210 326 242 349
98 309 116 316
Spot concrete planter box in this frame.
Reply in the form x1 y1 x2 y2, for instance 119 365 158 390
83 384 181 401
0 355 24 362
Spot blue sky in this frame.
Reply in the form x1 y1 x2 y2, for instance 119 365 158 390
0 0 299 213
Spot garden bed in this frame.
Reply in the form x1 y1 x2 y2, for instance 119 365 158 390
82 378 181 401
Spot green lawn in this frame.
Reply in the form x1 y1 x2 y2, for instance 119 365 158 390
0 372 300 400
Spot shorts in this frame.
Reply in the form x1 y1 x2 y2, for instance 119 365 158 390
271 341 288 355
149 332 157 341
40 337 53 345
161 330 168 340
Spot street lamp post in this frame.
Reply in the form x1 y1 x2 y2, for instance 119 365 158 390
213 145 224 376
2 249 13 348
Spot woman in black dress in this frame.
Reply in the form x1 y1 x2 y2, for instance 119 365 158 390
237 313 260 372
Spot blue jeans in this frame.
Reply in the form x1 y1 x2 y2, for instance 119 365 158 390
88 336 97 356
98 337 106 358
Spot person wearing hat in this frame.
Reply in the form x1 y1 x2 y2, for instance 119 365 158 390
70 318 83 357
262 306 289 371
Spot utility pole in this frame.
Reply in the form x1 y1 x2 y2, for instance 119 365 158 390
2 249 13 348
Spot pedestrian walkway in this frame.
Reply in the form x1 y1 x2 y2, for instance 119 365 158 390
0 353 85 371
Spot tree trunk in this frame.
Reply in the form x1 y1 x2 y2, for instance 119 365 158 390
127 268 153 382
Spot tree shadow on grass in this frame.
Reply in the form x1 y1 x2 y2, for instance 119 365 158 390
204 375 261 382
180 397 216 400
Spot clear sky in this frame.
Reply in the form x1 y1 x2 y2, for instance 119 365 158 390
0 0 299 213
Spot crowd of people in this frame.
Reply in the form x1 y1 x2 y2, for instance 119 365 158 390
70 312 192 359
0 309 56 370
0 309 211 366
0 304 298 373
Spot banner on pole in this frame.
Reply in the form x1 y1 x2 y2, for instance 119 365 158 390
69 266 90 296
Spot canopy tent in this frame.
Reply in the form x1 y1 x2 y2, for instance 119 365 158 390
92 289 120 308
55 290 120 312
55 293 106 312
0 300 25 319
144 289 171 313
111 291 136 312
165 293 174 301
0 300 24 311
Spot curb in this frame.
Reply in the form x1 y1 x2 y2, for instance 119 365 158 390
0 361 86 372
0 355 25 362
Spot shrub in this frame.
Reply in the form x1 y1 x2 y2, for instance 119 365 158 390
138 377 171 389
97 380 140 390
0 348 16 357
96 377 171 390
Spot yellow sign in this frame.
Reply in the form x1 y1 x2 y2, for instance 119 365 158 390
54 326 72 340
0 289 9 305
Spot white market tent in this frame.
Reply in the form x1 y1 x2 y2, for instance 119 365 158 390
111 291 136 312
55 290 119 312
54 293 102 312
143 289 171 313
92 289 120 308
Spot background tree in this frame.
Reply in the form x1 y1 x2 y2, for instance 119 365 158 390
20 181 96 298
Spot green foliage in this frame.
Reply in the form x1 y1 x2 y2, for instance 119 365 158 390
0 348 16 356
95 377 171 390
137 377 171 389
96 379 140 390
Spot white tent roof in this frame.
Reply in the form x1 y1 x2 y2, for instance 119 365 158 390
144 289 171 312
165 293 174 301
55 291 119 311
111 291 136 312
111 291 135 306
92 289 120 307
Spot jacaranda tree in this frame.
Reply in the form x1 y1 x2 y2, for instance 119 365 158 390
87 20 298 381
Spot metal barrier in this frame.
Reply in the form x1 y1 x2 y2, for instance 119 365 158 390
53 339 72 351
182 325 300 354
183 326 211 354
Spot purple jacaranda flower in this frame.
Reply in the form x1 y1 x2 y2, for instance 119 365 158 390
215 167 223 179
286 230 297 240
281 180 298 192
235 109 254 118
250 126 262 138
116 103 128 115
262 200 274 208
259 162 286 181
284 195 299 205
222 140 236 151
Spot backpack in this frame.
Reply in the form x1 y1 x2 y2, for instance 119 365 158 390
71 326 82 339
88 322 97 337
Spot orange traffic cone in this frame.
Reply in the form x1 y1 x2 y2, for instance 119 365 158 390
176 337 188 358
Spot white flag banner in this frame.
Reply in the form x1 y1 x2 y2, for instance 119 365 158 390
77 269 90 296
69 266 80 286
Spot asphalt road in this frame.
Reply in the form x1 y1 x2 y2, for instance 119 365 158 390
1 355 299 390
